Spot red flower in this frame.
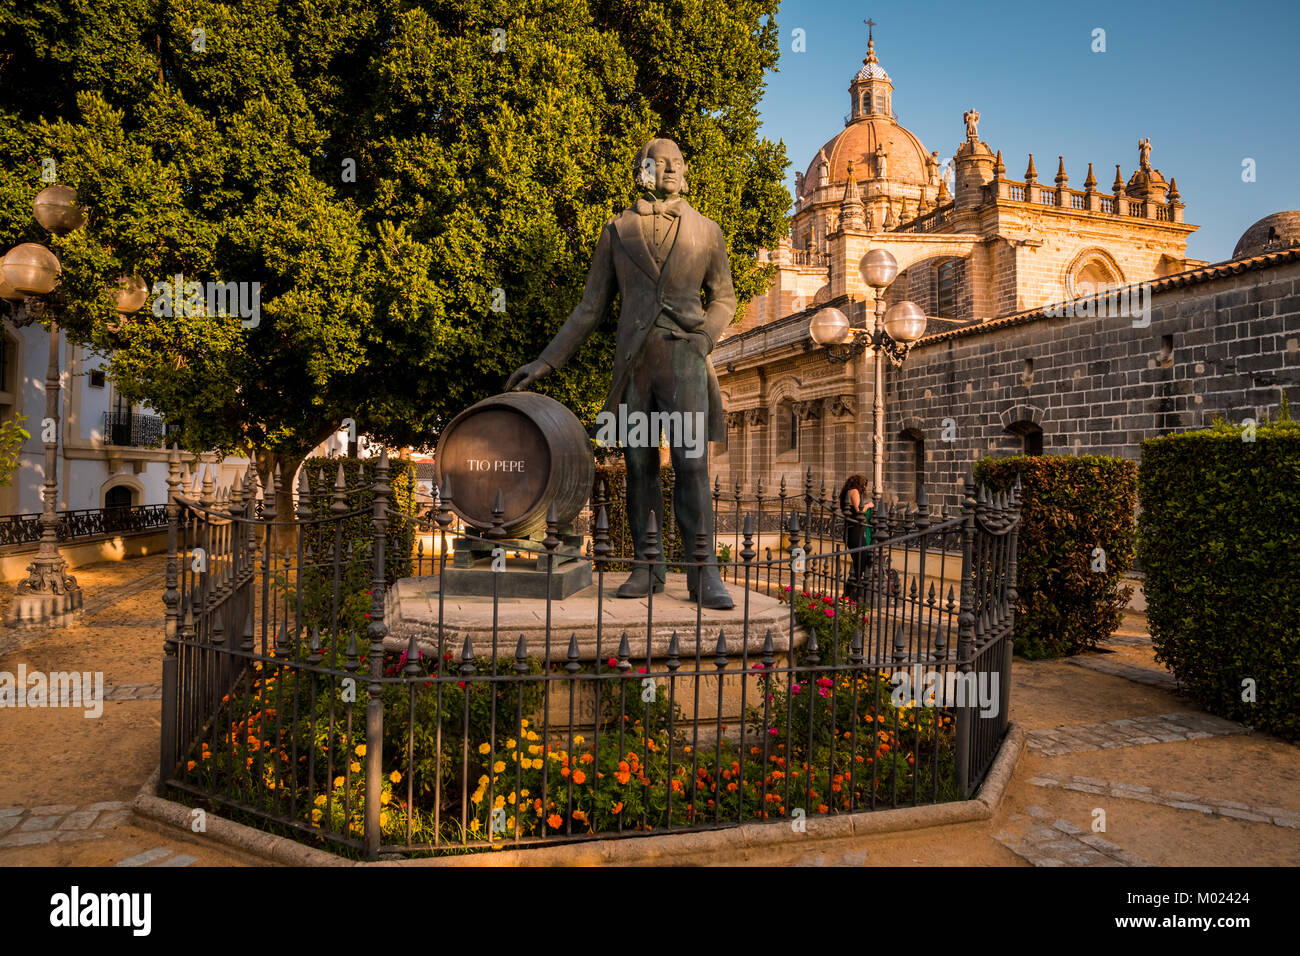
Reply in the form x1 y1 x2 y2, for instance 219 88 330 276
457 681 466 689
607 657 617 667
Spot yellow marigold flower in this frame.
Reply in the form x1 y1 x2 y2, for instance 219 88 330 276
469 818 481 833
506 738 517 749
508 792 517 804
521 789 530 798
478 743 491 755
528 744 541 755
471 788 484 804
380 812 389 827
493 761 506 774
389 770 401 784
520 719 529 729
311 808 323 823
334 776 345 788
574 735 585 745
380 791 391 805
527 731 539 742
350 761 361 773
493 794 506 810
478 774 490 786
315 795 327 806
355 744 366 757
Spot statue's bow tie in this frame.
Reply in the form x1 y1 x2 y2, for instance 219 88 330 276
634 197 682 217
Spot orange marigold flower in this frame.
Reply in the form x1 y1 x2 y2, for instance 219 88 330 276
560 767 571 778
546 813 563 829
581 753 593 764
611 801 624 814
817 804 829 814
572 770 587 785
572 809 587 823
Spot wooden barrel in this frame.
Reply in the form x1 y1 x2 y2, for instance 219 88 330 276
436 392 595 538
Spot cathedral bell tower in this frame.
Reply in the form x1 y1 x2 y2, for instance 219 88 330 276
849 20 892 122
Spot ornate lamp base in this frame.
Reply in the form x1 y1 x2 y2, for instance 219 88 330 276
8 559 84 628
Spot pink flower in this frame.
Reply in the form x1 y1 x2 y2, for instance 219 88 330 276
607 657 617 667
783 586 792 592
768 727 779 736
824 608 834 618
637 667 646 674
816 677 833 687
818 688 831 698
752 663 765 671
791 683 802 695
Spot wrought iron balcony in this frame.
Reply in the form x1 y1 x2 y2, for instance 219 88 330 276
0 504 168 548
104 411 165 447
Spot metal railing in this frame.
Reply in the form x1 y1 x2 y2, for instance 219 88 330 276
159 453 1020 860
0 504 167 548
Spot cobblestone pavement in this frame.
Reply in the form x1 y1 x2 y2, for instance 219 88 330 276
1027 771 1300 828
115 847 197 867
995 805 1151 867
0 801 131 847
1026 711 1245 756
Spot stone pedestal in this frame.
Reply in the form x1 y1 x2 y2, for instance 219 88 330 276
385 573 806 734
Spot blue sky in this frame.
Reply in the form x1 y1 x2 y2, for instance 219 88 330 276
756 0 1300 263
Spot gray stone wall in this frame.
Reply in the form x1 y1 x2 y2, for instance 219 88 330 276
883 257 1300 514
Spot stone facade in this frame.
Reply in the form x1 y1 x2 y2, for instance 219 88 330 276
711 27 1300 510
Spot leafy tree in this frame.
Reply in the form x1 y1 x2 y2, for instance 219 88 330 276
0 0 789 513
0 413 27 486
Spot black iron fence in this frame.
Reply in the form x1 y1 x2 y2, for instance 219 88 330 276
160 450 1020 860
0 503 167 548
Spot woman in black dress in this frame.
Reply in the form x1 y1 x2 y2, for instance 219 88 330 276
839 474 872 592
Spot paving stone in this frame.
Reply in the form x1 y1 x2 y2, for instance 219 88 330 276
0 830 56 847
1161 790 1201 802
1028 776 1061 788
115 847 173 867
28 804 76 816
94 810 131 829
1027 806 1053 820
156 854 198 867
57 811 100 830
85 801 127 812
1052 819 1084 835
1066 850 1108 865
1168 801 1214 814
1203 797 1250 810
1079 834 1122 852
0 817 20 835
57 831 107 842
19 815 63 832
1110 782 1153 794
1070 775 1108 788
1216 807 1272 823
1062 781 1105 794
0 808 24 818
1272 816 1300 829
1113 789 1160 804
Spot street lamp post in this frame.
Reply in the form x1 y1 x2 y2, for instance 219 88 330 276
2 184 145 627
808 249 927 502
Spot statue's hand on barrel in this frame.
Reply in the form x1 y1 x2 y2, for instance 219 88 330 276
505 358 553 392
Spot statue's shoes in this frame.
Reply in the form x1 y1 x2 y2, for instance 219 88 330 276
616 568 664 598
690 571 734 610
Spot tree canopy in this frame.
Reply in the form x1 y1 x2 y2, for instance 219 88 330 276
0 0 790 475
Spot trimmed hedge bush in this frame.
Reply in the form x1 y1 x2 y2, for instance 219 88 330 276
1138 415 1300 740
593 461 683 571
974 455 1137 659
301 456 417 585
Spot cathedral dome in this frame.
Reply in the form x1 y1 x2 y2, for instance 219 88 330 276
1232 210 1300 260
802 117 932 197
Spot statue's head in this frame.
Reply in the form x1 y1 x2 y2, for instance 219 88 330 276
635 138 688 198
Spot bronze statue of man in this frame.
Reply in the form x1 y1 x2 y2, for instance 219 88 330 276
506 138 735 609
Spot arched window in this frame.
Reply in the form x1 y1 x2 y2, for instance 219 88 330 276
776 399 797 454
105 485 134 510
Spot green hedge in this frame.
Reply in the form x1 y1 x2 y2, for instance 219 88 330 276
301 456 417 585
594 461 684 570
975 455 1137 659
1138 415 1300 740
